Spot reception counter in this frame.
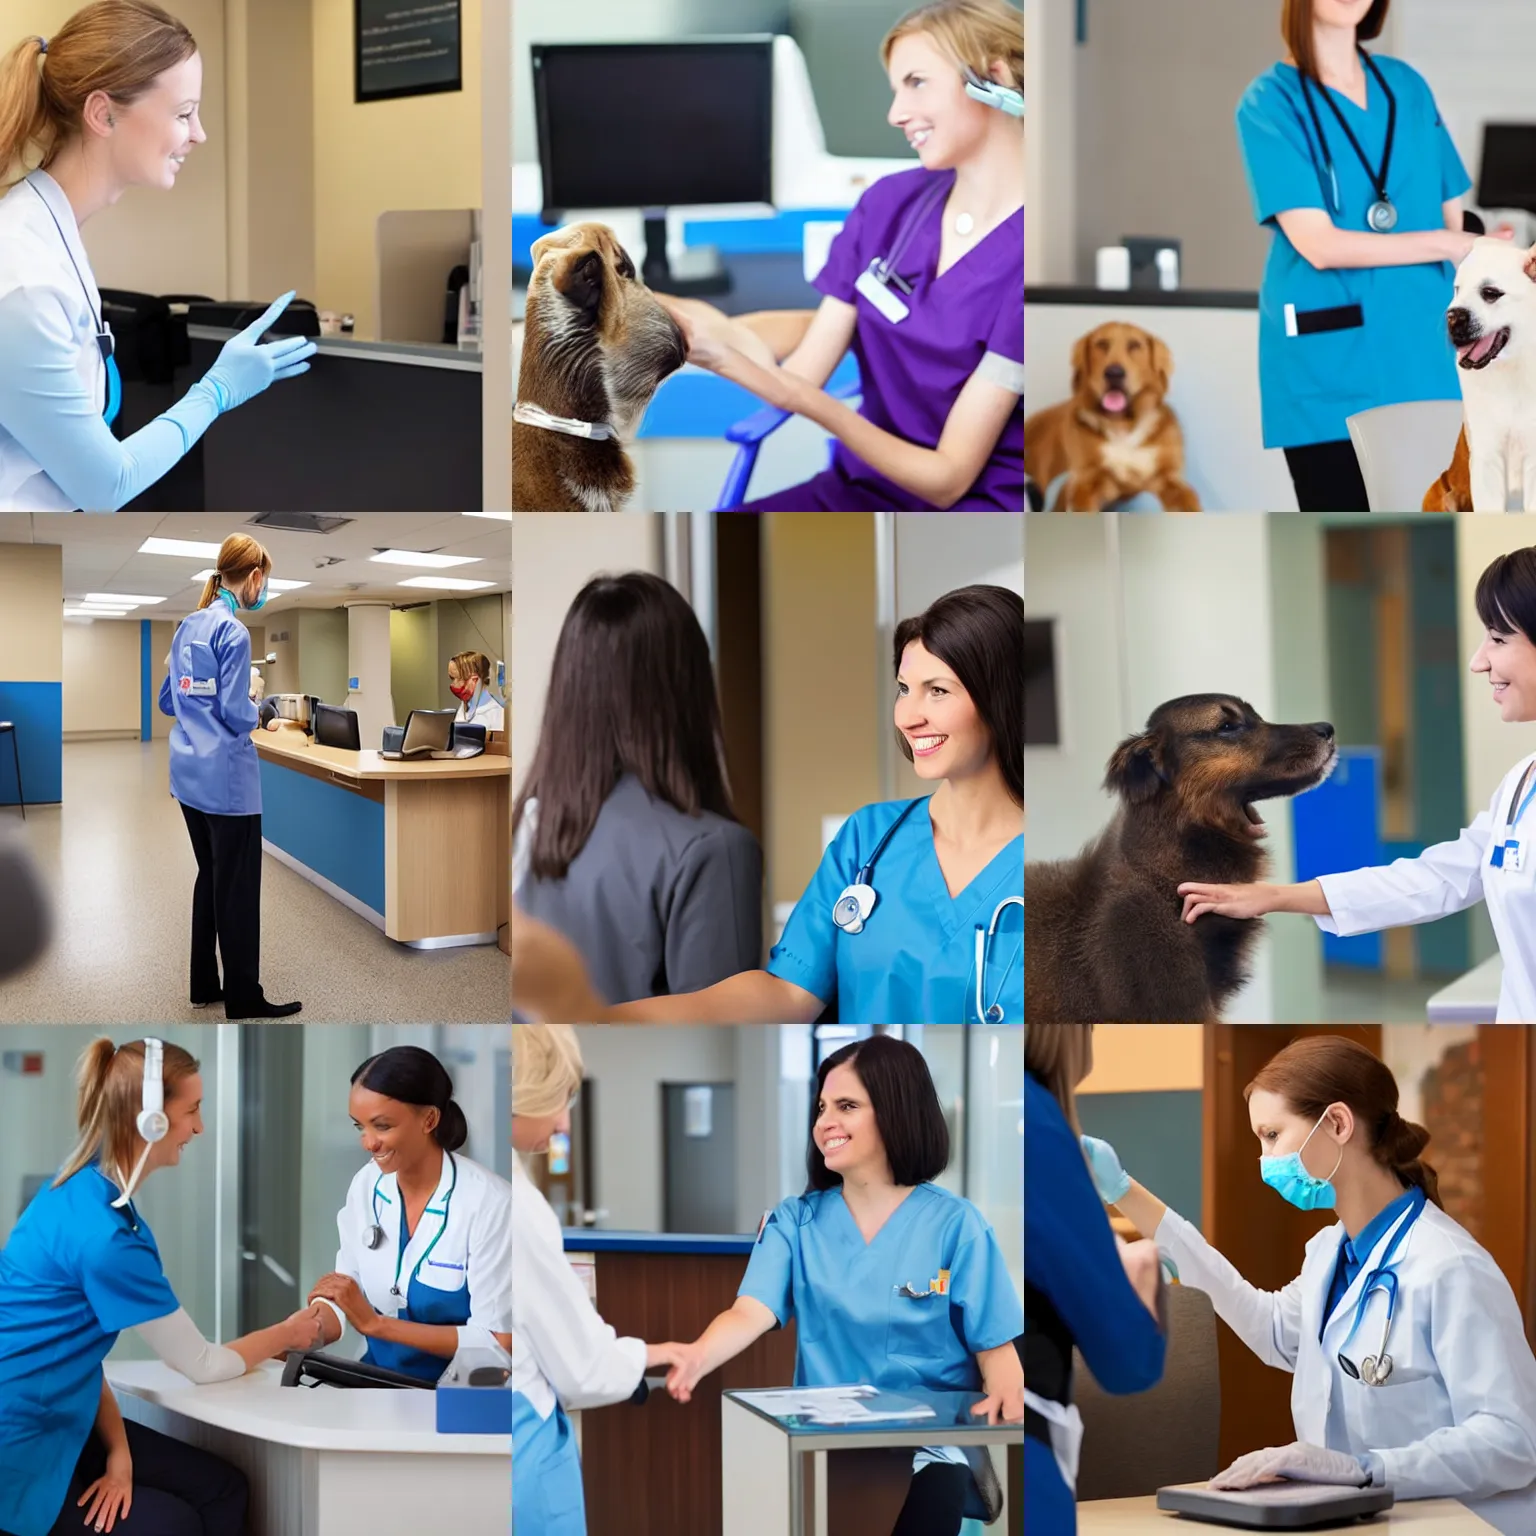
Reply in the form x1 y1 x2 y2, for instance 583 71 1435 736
255 725 509 948
107 1360 510 1536
1078 1494 1497 1532
1026 285 1295 512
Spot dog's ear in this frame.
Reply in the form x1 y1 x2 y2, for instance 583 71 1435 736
1071 331 1091 395
1105 732 1166 803
1147 331 1173 394
553 249 605 323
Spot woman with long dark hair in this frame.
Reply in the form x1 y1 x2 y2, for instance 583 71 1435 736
513 582 1023 1024
513 572 763 1004
304 1045 512 1384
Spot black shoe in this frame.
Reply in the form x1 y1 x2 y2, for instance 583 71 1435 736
225 998 302 1019
191 990 223 1008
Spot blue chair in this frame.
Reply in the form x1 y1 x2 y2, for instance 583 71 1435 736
714 361 862 510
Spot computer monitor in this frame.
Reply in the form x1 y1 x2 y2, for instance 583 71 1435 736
313 703 361 752
531 38 774 296
1478 124 1536 215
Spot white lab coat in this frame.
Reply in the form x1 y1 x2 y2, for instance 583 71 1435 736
1156 1200 1536 1534
510 1154 644 1423
1316 751 1536 1023
316 1151 512 1354
454 687 504 732
0 171 108 511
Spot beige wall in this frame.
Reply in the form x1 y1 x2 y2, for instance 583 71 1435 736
9 0 232 297
762 514 880 910
1079 1025 1204 1095
312 0 483 339
297 608 349 704
510 514 663 791
438 594 505 698
391 604 440 721
62 618 139 737
0 544 63 682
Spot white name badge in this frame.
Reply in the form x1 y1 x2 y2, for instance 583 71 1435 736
181 676 217 696
856 267 911 325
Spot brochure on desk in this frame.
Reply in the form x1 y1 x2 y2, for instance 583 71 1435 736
732 1385 938 1427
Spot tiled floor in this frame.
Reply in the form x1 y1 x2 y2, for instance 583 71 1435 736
0 739 508 1023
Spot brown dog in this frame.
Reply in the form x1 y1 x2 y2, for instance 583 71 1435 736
1024 322 1201 511
1423 429 1472 511
512 223 688 512
1024 695 1336 1022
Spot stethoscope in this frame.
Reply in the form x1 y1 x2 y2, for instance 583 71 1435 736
364 1151 458 1301
1490 759 1536 872
27 178 122 426
865 177 952 300
1335 1187 1425 1387
974 895 1023 1024
1296 47 1399 232
831 798 923 933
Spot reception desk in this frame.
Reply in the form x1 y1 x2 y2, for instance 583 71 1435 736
1078 1494 1497 1532
107 1360 510 1536
254 725 509 948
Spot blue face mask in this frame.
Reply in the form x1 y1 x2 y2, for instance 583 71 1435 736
1260 1110 1343 1210
245 581 268 612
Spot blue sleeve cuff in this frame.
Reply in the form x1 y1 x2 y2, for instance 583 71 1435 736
1358 1451 1383 1486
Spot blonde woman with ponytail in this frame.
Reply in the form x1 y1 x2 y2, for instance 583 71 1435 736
0 1 315 512
1079 1035 1536 1530
156 532 301 1018
511 1025 684 1536
0 1038 325 1536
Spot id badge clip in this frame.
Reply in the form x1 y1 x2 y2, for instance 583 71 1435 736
856 261 911 325
1494 839 1524 872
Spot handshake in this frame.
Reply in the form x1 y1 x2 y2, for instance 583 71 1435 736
643 1339 712 1403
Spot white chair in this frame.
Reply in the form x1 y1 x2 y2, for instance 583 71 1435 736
1346 400 1464 512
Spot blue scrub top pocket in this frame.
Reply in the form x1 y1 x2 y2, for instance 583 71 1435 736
887 1286 952 1365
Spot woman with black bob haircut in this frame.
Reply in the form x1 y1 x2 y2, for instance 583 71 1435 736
651 1035 1024 1536
1179 542 1536 1021
303 1045 513 1383
512 582 1023 1025
513 571 764 1005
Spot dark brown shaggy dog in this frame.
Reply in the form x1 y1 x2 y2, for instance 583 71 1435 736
1025 695 1336 1022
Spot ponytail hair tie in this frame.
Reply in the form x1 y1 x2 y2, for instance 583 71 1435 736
38 38 48 55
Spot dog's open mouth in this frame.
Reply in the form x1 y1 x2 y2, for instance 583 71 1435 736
1100 388 1131 417
1457 327 1510 370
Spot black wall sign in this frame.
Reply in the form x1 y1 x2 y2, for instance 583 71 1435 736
356 1 463 104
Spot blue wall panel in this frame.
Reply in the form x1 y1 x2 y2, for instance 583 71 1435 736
1292 746 1382 969
140 619 153 742
0 682 62 805
1078 1089 1202 1232
258 761 385 916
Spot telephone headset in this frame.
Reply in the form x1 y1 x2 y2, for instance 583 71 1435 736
111 1038 168 1212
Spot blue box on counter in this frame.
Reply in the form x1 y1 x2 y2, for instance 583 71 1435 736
437 1383 512 1434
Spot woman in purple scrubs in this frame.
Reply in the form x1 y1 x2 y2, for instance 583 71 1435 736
663 0 1024 512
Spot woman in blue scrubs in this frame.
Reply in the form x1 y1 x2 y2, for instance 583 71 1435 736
1237 0 1487 511
304 1047 512 1382
158 532 300 1019
1025 1024 1166 1534
657 1035 1022 1536
512 584 1023 1025
0 1037 325 1536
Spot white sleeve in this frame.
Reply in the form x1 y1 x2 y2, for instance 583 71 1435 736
516 1204 645 1410
318 1193 369 1341
1315 809 1492 935
1154 1206 1305 1371
458 1180 512 1355
133 1307 246 1384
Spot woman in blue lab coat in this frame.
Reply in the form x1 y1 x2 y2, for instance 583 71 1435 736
1024 1024 1166 1534
655 1034 1023 1536
1236 0 1490 511
0 1037 325 1536
158 532 300 1019
512 584 1022 1026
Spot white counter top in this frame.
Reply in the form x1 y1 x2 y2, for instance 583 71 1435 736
107 1361 509 1457
1426 954 1501 1024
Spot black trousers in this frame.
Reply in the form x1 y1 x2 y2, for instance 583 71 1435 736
1283 438 1371 511
0 1419 247 1536
890 1462 971 1536
178 803 265 1013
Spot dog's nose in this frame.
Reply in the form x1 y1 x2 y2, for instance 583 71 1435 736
1310 722 1335 742
1447 307 1476 345
1103 364 1126 384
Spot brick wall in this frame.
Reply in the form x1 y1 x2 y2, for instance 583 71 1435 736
1419 1037 1483 1240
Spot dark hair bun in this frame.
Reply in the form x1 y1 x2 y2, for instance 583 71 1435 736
1380 1111 1431 1167
436 1098 468 1152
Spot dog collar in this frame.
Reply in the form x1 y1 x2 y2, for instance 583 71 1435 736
514 401 616 442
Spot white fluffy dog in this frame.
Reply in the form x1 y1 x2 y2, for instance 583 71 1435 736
1446 237 1536 512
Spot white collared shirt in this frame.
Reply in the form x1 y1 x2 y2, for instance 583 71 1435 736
454 688 505 731
321 1150 512 1355
0 170 109 510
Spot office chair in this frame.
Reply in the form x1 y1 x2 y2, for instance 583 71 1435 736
714 373 862 509
1346 400 1465 512
1073 1282 1222 1499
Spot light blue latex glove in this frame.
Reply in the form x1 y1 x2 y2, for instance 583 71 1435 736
200 292 318 413
1210 1442 1370 1490
1080 1134 1132 1204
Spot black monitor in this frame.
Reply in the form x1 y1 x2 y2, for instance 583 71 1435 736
313 703 361 752
531 38 774 296
1478 125 1536 215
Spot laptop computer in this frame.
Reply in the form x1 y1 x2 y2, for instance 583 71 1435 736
380 709 485 761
